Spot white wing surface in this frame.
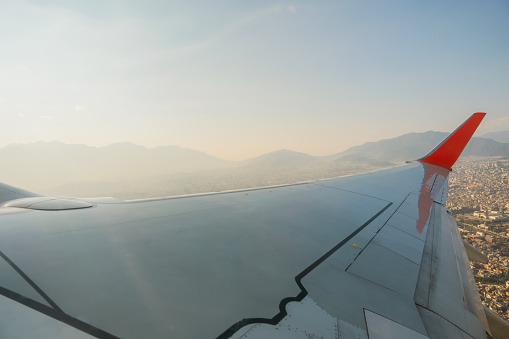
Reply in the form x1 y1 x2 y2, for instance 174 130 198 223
0 113 506 339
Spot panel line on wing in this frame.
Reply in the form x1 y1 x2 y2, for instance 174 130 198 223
0 250 63 313
417 305 478 339
312 183 393 203
125 182 310 204
344 193 411 271
217 202 393 339
371 233 424 266
45 187 314 236
386 217 427 241
297 203 393 279
0 286 121 339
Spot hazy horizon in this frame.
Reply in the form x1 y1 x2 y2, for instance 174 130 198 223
0 129 448 162
4 124 506 162
1 1 508 161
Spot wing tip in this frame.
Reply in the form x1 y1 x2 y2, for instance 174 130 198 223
417 112 486 170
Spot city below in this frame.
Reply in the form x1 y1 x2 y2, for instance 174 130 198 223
448 156 509 321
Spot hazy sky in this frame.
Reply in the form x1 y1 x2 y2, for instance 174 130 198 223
1 1 508 160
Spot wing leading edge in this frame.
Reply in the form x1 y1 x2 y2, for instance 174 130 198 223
0 112 507 339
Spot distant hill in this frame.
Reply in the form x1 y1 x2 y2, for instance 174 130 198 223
240 149 317 170
0 141 231 191
481 131 509 143
3 131 509 199
463 137 509 156
334 154 395 168
331 131 509 162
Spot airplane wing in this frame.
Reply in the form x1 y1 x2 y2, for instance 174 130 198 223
0 112 507 339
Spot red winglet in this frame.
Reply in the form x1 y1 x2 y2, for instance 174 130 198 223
417 112 486 171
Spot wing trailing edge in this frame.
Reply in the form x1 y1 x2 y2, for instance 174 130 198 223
417 112 486 170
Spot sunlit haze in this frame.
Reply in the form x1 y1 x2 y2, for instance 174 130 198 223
1 1 508 160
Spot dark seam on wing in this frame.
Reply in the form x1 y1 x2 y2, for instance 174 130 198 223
216 202 393 339
0 250 62 312
0 286 120 339
314 183 394 203
345 193 411 271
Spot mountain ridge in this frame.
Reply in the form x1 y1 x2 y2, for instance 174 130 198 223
2 131 509 198
481 131 509 143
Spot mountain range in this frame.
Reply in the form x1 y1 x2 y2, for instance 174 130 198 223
481 131 509 143
1 131 508 199
331 131 509 161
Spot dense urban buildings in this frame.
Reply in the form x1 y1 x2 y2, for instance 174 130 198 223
447 156 509 321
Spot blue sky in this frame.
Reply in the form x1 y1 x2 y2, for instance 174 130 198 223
0 1 508 160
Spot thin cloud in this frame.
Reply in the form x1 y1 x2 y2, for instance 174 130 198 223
137 4 298 66
271 5 297 13
480 116 509 134
18 113 25 119
75 105 87 111
39 115 51 121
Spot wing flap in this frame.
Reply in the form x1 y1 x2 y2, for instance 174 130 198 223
484 306 509 339
415 204 489 338
463 240 488 264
